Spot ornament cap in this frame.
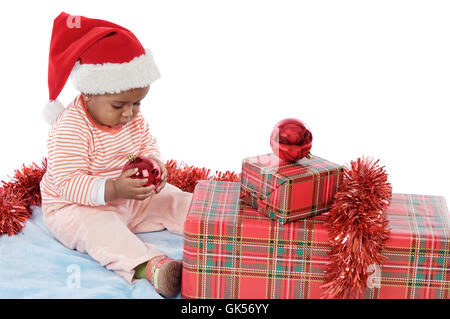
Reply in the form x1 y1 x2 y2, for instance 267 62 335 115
128 154 137 163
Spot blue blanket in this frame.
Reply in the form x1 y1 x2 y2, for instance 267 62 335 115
0 206 183 299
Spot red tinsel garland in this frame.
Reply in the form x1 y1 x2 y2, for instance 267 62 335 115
165 159 240 193
321 158 392 299
0 159 47 236
0 158 240 237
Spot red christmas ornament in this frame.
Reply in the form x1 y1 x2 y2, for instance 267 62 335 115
122 155 162 188
270 118 313 162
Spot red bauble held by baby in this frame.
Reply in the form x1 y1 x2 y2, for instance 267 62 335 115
122 154 162 188
270 118 313 162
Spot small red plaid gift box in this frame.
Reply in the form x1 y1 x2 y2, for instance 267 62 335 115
240 153 344 224
182 180 450 299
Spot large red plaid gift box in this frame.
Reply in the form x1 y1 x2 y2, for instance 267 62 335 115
240 153 344 224
182 180 450 299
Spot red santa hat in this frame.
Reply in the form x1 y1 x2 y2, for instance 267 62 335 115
43 12 161 124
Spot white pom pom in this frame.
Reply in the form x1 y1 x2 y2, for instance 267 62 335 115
43 99 65 125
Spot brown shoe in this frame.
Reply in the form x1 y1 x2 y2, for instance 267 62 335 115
145 255 182 298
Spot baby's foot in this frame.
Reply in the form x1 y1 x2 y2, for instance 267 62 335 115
145 255 182 298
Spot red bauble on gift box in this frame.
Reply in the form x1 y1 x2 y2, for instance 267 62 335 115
122 154 162 188
270 118 313 162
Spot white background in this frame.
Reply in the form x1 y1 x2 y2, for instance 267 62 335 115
0 0 449 202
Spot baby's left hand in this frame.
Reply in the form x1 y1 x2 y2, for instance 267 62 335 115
146 155 167 194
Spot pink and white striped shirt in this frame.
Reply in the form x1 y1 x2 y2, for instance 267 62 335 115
40 94 163 208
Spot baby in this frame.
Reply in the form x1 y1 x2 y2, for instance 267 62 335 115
39 12 193 298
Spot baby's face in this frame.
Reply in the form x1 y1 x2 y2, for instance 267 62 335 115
85 86 150 128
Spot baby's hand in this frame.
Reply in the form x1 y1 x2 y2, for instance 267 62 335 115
144 155 167 194
113 168 155 201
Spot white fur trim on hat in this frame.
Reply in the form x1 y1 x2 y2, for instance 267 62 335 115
69 48 161 95
42 99 65 125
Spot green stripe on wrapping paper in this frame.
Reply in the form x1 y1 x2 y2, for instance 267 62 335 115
408 279 423 288
411 196 420 205
269 211 275 220
262 172 273 196
416 273 423 282
268 271 284 279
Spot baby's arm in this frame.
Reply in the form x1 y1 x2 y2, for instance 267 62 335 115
47 127 105 206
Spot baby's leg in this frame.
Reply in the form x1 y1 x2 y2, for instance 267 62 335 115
127 183 193 235
42 201 165 284
113 183 193 297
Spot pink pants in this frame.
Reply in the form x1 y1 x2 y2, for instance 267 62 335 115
41 183 193 283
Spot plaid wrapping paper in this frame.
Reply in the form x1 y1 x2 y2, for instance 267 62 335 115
240 153 344 224
182 180 450 299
